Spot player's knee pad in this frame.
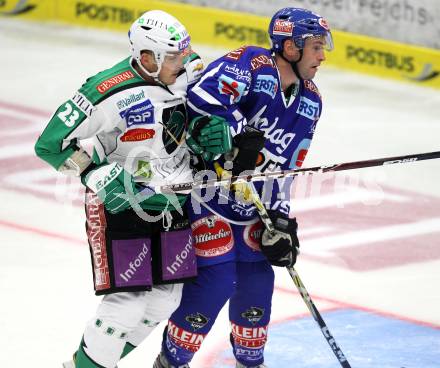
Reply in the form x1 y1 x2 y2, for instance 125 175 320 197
230 261 274 328
161 263 237 365
126 320 160 347
228 261 273 367
229 322 268 367
82 319 132 367
162 323 202 366
81 292 147 366
124 284 183 348
80 295 143 367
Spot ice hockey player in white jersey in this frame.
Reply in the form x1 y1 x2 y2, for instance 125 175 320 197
34 9 222 368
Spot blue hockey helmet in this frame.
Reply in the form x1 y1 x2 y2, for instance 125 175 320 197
268 8 333 53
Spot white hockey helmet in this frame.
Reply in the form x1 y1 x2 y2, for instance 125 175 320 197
128 10 191 79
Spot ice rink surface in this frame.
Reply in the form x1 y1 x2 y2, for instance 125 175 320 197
1 19 439 368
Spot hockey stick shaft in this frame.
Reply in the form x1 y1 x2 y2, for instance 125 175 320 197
239 180 352 367
161 150 440 193
286 267 351 367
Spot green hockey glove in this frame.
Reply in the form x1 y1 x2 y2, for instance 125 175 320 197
186 115 232 161
81 162 140 214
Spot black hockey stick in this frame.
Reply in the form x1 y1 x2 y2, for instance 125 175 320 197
161 150 440 193
285 267 351 367
217 166 352 367
254 196 351 367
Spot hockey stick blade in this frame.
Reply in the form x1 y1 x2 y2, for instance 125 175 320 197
161 150 440 193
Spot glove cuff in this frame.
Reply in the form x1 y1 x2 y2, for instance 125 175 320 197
80 162 99 183
231 126 265 176
267 210 298 233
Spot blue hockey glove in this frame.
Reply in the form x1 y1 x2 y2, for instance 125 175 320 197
81 162 141 214
261 210 299 267
186 115 232 161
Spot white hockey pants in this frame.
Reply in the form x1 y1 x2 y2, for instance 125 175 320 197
82 284 183 367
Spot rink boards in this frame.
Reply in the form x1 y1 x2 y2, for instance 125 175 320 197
1 0 440 89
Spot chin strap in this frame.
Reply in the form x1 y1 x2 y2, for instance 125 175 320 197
277 49 304 80
133 56 165 85
135 59 161 81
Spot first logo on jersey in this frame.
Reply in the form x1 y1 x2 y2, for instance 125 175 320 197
296 96 320 120
254 75 278 99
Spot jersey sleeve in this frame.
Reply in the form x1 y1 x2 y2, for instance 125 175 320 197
34 91 107 170
35 57 144 172
184 50 205 87
187 57 252 137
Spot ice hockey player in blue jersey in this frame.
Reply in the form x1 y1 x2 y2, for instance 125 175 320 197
154 7 334 368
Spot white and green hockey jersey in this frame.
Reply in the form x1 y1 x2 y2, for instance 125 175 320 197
35 53 204 210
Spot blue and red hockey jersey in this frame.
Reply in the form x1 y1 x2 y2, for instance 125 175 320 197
187 45 322 219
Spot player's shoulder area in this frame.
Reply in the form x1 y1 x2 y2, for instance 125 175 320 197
78 57 146 103
218 45 275 74
183 50 204 84
222 45 271 61
302 79 322 101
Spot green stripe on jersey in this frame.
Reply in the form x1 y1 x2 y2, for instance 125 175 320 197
78 57 145 104
35 101 87 169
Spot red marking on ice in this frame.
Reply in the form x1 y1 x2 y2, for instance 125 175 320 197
0 219 84 246
305 234 440 271
1 99 439 272
274 285 440 330
0 101 84 203
291 176 440 271
0 113 33 125
0 100 50 118
0 130 39 145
